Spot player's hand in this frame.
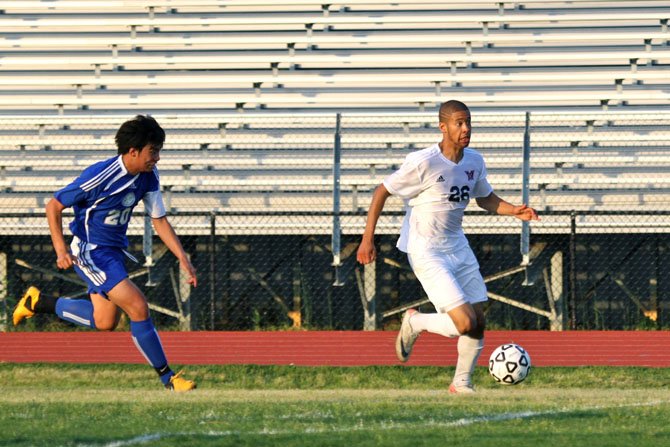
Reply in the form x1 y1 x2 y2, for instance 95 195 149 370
357 239 377 265
56 252 77 270
180 257 198 287
514 204 540 221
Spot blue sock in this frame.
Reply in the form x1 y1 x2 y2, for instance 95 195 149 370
55 298 96 329
130 318 173 385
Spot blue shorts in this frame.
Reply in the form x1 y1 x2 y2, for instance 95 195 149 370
70 236 129 299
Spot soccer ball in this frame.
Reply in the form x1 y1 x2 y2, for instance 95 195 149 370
488 343 531 385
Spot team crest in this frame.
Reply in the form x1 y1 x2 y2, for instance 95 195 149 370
122 192 136 207
465 170 475 181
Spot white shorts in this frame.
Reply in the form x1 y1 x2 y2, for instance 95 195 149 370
407 245 488 313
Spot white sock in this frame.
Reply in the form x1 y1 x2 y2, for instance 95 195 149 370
410 312 461 338
452 335 484 387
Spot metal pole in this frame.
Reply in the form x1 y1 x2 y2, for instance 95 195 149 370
143 214 156 286
363 262 377 330
521 111 531 266
0 252 6 332
549 251 565 331
648 236 659 324
332 113 343 286
569 211 577 329
178 256 193 331
209 211 216 330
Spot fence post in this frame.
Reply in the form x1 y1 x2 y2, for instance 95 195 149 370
649 236 659 323
549 251 566 331
143 214 155 286
0 252 6 332
209 211 216 330
569 211 577 329
332 113 344 286
179 255 193 331
521 111 531 271
363 262 377 330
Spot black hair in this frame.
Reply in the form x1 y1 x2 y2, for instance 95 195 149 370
115 115 165 155
439 100 470 123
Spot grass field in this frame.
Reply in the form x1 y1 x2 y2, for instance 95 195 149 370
2 363 669 447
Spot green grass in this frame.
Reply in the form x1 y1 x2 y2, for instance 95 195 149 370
1 363 669 447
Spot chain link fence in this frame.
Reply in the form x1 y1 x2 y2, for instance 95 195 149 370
1 111 669 331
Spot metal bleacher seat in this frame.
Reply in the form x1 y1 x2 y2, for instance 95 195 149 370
0 1 669 234
0 112 670 222
0 1 669 112
1 5 668 31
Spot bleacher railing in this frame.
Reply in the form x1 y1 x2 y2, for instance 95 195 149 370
1 111 669 331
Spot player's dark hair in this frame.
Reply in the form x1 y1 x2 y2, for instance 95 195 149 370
115 115 165 155
439 100 469 123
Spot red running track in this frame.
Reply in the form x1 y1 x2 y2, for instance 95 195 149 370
1 331 669 367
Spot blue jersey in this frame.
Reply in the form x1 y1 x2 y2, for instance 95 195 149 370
55 155 166 248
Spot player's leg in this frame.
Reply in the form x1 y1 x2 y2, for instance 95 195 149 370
449 303 485 393
55 294 97 329
395 308 420 362
52 242 123 329
449 252 488 393
106 278 195 391
12 286 101 330
30 238 121 329
405 247 486 391
395 251 464 362
442 301 479 335
406 300 484 389
90 293 122 331
407 307 462 338
75 240 194 391
404 250 465 338
54 290 122 330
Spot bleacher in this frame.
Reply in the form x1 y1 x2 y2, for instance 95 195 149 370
1 111 669 236
0 1 669 234
1 0 669 112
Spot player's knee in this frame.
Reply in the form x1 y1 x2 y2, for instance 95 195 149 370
125 301 149 321
456 315 486 336
94 316 118 331
454 317 476 335
95 322 117 331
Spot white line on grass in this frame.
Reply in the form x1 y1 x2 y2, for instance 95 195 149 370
80 399 667 447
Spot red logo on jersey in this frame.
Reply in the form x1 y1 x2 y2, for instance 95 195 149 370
465 170 475 180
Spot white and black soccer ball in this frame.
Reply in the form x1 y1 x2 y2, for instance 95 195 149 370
488 343 531 385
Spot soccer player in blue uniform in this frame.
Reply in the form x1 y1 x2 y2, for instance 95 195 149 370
13 115 198 391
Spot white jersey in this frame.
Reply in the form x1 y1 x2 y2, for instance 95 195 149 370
383 144 493 254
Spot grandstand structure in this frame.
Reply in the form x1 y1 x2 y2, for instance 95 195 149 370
0 0 669 111
0 0 669 236
0 0 668 332
0 2 668 228
0 0 670 232
1 111 670 236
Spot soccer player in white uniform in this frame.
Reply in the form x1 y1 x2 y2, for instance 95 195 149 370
357 100 539 393
13 115 198 391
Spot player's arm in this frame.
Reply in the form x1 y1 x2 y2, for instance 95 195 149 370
152 216 197 287
357 183 392 265
475 192 539 221
45 197 77 269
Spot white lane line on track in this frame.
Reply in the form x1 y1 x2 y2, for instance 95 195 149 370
81 399 667 447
